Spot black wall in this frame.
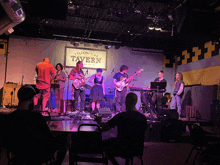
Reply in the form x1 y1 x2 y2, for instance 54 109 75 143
181 85 218 121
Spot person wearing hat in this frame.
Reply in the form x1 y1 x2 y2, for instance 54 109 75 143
1 85 68 165
89 68 105 112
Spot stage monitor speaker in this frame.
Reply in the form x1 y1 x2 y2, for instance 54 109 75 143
157 109 179 120
98 108 112 118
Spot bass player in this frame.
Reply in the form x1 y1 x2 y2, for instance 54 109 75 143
113 65 131 113
69 61 86 113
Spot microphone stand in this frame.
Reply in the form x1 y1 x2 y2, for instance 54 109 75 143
64 68 69 116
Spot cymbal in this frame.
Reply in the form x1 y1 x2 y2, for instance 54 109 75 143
84 84 92 89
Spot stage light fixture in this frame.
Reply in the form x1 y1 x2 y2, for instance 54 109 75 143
105 45 112 49
70 40 79 46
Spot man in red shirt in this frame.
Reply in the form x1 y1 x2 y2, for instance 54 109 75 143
34 58 55 111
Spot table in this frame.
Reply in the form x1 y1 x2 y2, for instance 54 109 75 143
48 120 99 133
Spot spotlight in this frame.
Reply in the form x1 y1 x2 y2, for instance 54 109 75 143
73 43 79 46
105 45 112 49
70 40 79 46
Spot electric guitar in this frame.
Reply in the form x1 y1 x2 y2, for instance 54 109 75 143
116 69 144 91
72 75 91 90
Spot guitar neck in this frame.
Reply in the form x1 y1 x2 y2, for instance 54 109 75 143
127 72 138 80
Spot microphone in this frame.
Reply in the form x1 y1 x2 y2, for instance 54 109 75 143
111 68 115 74
63 65 65 69
86 69 88 74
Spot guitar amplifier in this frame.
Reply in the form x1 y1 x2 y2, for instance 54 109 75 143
2 84 21 106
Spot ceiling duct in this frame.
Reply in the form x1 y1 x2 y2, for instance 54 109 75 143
132 47 163 53
0 0 25 35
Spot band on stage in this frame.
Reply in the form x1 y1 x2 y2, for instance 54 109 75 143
34 58 184 118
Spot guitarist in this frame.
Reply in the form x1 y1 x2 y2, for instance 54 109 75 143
113 65 132 113
69 61 86 113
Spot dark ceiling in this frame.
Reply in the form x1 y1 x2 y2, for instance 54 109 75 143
1 0 220 55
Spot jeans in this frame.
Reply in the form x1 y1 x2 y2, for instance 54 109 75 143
47 89 56 109
74 89 85 111
115 88 127 112
172 94 182 116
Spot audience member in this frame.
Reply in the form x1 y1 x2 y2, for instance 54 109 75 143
1 85 68 165
95 92 147 165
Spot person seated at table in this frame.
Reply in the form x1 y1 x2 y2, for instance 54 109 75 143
95 92 147 165
1 85 68 165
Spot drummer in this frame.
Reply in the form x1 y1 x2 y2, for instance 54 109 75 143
88 68 105 113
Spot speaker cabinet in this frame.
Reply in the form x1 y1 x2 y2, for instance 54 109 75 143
2 84 21 106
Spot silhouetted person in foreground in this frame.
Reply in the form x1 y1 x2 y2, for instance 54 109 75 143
1 85 68 165
95 92 147 165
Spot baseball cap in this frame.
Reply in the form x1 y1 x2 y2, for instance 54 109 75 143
17 85 37 101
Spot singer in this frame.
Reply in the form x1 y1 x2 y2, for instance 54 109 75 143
88 68 105 113
53 63 66 112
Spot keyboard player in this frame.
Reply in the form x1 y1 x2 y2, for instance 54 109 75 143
149 70 167 116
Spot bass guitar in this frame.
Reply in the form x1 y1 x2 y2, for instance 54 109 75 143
116 69 143 91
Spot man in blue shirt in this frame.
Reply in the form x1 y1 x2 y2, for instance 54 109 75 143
113 65 132 112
